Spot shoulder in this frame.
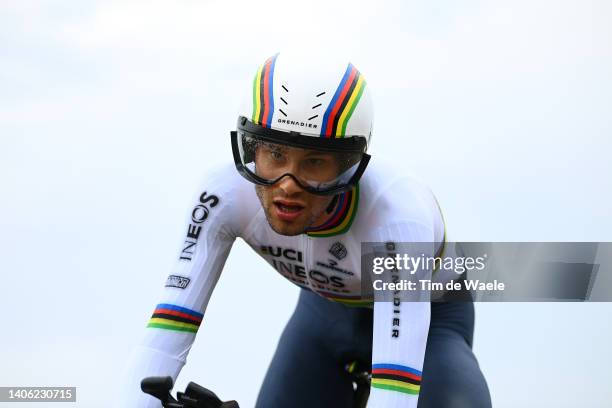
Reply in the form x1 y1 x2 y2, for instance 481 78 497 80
359 159 441 218
189 161 260 236
192 161 254 201
354 159 445 241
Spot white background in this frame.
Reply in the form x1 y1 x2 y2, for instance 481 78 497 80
1 0 611 407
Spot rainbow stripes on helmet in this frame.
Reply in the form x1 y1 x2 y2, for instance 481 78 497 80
252 54 279 128
320 63 367 138
371 363 422 395
147 303 203 334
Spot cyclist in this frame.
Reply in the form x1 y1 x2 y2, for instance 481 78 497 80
121 53 492 407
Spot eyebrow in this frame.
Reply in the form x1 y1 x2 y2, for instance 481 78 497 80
303 150 334 158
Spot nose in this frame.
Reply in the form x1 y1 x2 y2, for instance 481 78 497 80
276 174 305 195
272 157 305 195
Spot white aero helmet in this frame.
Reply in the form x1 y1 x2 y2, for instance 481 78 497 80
231 53 374 196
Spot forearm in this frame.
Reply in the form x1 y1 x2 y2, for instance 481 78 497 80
119 344 186 408
368 300 430 408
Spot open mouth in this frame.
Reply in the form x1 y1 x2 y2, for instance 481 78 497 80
273 200 306 221
275 202 304 213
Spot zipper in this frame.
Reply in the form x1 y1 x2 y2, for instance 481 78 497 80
302 232 312 291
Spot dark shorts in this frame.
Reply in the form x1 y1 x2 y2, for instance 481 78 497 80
255 289 492 408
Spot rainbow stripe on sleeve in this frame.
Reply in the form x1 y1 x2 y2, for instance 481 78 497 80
371 363 422 395
320 63 367 138
146 303 203 334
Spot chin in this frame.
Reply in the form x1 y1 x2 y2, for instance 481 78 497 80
268 219 307 236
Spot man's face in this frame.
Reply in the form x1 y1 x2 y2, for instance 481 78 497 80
254 144 338 236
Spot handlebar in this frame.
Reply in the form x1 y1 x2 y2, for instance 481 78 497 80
141 376 239 408
141 360 369 408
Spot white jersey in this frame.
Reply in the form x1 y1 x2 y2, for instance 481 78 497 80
121 158 446 408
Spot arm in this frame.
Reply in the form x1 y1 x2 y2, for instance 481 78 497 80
367 223 435 408
120 168 240 408
364 176 445 408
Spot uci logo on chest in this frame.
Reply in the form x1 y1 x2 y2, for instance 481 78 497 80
260 245 346 289
259 245 303 263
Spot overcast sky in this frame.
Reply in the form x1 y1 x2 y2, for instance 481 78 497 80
1 1 611 407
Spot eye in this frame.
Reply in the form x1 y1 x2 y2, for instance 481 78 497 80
263 145 285 161
307 157 325 166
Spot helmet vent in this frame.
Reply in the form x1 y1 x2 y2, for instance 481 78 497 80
309 97 323 121
279 85 289 117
